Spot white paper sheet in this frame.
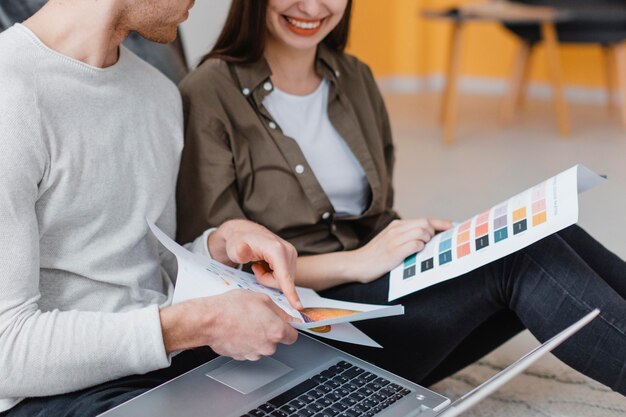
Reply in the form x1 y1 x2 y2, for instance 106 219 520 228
148 222 403 346
388 165 606 301
149 222 303 318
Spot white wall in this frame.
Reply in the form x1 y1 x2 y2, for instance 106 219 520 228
180 0 232 68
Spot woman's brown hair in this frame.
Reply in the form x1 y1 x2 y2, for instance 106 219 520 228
200 0 353 65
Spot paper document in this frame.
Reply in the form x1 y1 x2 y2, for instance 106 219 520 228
148 222 403 347
389 165 606 301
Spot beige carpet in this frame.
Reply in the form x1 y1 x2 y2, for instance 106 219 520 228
430 353 625 416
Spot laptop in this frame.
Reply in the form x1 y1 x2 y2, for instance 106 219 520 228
99 309 600 417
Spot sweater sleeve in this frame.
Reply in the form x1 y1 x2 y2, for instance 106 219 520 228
156 188 216 283
0 90 170 403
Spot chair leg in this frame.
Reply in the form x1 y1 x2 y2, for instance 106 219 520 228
517 45 533 110
441 22 465 145
615 41 626 129
541 22 571 137
502 41 532 123
439 31 454 126
604 45 617 113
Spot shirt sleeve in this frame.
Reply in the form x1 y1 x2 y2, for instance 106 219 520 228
0 96 170 401
176 88 249 245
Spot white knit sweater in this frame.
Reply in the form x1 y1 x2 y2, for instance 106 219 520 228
0 24 207 411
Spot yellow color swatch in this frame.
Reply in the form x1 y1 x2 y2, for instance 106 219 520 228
533 211 547 226
457 230 470 244
512 208 527 222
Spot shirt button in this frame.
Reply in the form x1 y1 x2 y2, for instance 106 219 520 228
242 88 251 96
295 164 305 174
331 223 337 232
263 82 273 91
335 70 341 77
268 121 277 129
322 212 331 220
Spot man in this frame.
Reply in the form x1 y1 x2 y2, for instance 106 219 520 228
0 0 190 83
0 0 302 415
0 0 188 84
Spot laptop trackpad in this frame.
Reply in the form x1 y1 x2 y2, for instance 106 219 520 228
206 357 293 395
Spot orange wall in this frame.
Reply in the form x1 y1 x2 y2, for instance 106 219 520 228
347 0 607 88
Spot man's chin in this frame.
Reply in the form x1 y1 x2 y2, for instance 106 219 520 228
137 27 178 44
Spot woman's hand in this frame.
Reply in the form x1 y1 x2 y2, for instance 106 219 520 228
293 218 452 292
350 218 452 284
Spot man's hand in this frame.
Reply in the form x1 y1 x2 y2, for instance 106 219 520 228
208 219 302 310
160 291 299 360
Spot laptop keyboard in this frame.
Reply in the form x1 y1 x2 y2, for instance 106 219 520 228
241 360 412 417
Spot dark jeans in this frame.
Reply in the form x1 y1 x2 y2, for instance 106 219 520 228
4 226 625 416
321 225 626 391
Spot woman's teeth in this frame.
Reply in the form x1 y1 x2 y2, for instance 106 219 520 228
285 16 321 30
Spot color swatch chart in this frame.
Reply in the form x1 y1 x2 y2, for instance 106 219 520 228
389 165 606 301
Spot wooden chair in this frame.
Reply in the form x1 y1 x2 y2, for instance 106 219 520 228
425 1 570 144
501 0 626 130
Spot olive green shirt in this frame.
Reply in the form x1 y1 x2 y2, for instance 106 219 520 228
177 45 398 256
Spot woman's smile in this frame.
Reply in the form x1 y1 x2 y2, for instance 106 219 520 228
282 15 325 37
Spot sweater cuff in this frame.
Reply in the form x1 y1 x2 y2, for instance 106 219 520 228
129 304 171 372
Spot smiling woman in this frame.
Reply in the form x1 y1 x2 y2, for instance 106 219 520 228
176 0 626 399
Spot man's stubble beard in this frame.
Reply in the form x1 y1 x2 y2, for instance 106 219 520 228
123 2 180 45
138 26 178 44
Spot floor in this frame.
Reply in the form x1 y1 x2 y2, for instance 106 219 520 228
387 91 626 257
383 90 626 414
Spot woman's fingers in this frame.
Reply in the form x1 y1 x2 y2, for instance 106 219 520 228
388 218 453 239
386 219 434 236
385 218 454 254
429 218 454 231
395 226 433 246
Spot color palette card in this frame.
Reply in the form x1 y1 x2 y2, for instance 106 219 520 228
388 165 606 301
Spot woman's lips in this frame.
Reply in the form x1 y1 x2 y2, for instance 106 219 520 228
283 15 324 37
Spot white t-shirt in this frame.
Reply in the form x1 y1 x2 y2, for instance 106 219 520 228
263 78 369 217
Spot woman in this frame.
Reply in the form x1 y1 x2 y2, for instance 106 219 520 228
177 0 626 393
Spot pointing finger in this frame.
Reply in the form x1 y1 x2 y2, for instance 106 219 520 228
252 261 303 310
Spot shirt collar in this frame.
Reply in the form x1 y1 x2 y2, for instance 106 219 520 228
315 43 342 81
232 44 342 102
